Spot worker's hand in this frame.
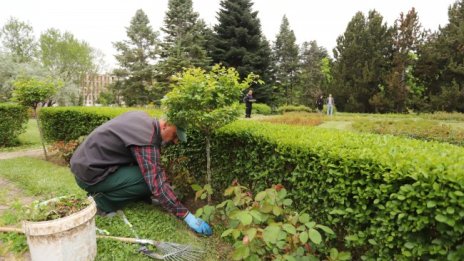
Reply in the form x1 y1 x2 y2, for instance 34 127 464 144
184 212 212 236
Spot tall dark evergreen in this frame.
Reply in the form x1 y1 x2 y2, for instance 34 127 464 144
113 9 159 106
211 0 271 102
157 0 211 92
333 10 393 112
416 0 464 112
273 15 300 105
298 41 331 107
382 8 425 112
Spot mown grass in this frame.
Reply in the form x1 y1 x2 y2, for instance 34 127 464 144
0 157 228 260
0 119 42 152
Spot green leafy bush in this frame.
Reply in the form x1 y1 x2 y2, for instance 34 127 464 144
0 103 28 146
277 105 312 114
173 120 464 259
39 107 162 142
239 103 272 115
195 182 350 260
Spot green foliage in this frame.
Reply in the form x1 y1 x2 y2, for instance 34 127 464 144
162 65 257 133
0 17 37 63
238 103 272 115
333 10 393 112
0 103 27 146
113 9 159 106
210 0 272 102
273 15 300 106
352 119 464 146
277 105 312 114
12 77 61 108
196 183 350 260
39 106 163 141
173 120 464 259
156 0 211 91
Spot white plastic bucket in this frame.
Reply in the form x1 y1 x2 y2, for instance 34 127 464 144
22 197 97 261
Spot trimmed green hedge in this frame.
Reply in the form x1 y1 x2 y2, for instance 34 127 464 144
0 103 28 146
39 107 163 141
179 121 464 260
38 107 464 259
238 103 272 115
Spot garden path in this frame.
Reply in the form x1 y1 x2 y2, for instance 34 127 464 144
0 149 41 261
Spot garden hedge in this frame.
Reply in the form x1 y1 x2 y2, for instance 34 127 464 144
0 103 28 146
203 121 464 260
39 106 162 141
39 107 464 259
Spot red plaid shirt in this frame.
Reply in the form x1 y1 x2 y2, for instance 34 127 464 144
131 145 188 219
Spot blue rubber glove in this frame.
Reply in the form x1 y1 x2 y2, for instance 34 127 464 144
184 212 212 236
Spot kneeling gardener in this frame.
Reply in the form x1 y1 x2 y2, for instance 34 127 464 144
70 111 212 236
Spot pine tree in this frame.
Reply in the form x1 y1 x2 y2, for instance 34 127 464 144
113 9 159 106
210 0 271 102
416 0 464 112
333 11 393 112
385 8 425 112
157 0 211 93
273 15 299 105
298 41 331 107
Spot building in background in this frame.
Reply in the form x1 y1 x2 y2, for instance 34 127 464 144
81 74 117 106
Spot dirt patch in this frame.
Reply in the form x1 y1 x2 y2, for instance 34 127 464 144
0 178 35 216
0 149 44 161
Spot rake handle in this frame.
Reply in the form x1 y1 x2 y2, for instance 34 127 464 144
97 235 156 244
0 226 157 245
0 227 23 233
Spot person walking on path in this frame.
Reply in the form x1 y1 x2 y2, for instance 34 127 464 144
327 94 335 116
70 111 212 236
243 89 255 118
316 95 324 113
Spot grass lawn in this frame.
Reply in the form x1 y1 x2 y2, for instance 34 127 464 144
0 119 42 152
0 157 228 260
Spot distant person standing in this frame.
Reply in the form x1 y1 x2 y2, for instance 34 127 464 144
316 95 324 113
243 89 255 118
327 94 335 116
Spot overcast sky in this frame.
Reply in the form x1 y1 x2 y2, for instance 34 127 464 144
0 0 457 71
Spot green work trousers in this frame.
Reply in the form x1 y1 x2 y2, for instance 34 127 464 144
75 165 152 212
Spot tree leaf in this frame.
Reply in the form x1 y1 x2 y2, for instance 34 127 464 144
308 228 322 244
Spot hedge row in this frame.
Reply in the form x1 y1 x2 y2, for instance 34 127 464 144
0 103 28 146
39 107 464 259
39 106 163 141
184 121 464 260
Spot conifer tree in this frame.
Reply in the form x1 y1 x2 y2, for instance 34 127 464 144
273 15 299 105
113 9 159 106
333 11 393 112
210 0 271 102
156 0 211 95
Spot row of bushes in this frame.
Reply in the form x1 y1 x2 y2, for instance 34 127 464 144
39 106 162 141
0 103 28 146
39 107 464 259
178 121 464 260
352 119 464 146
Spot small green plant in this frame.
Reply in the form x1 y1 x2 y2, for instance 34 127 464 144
195 181 351 260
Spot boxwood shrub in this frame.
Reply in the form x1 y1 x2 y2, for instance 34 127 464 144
238 103 272 115
39 106 163 141
0 103 28 146
277 104 312 113
172 120 464 260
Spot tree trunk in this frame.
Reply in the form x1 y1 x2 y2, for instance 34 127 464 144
34 107 48 161
206 135 211 204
